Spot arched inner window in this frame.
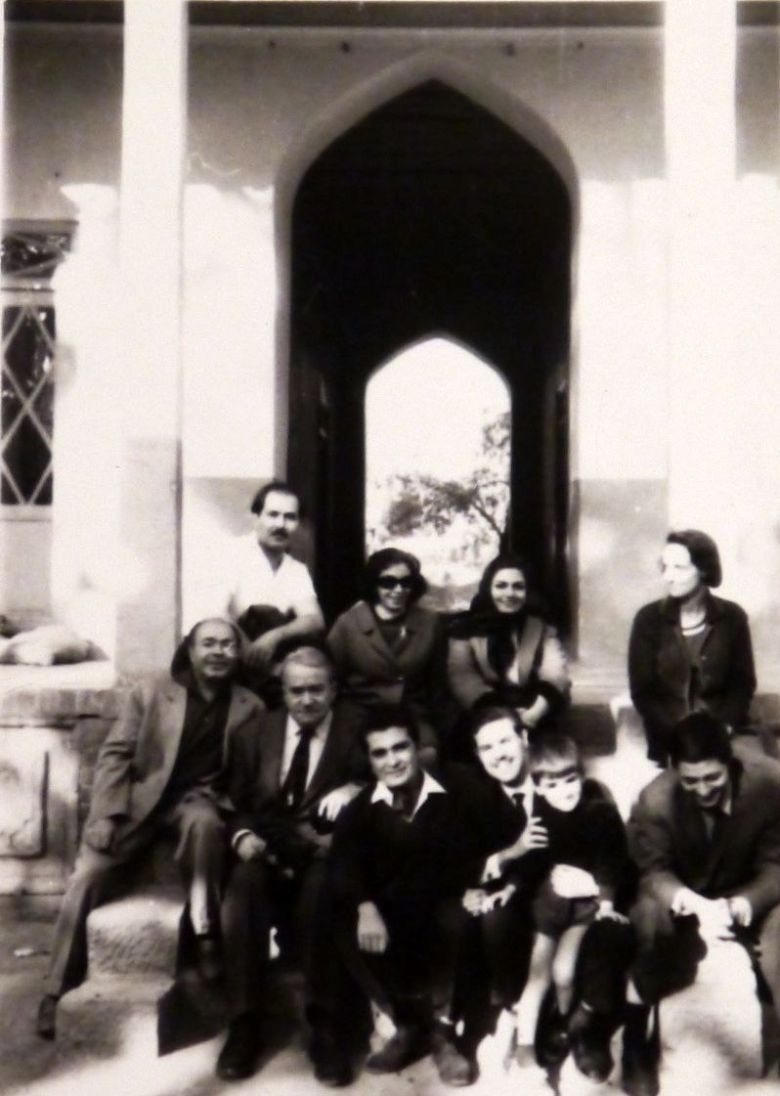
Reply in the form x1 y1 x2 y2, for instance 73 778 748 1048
365 337 510 610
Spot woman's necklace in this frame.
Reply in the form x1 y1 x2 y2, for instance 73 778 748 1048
680 591 707 635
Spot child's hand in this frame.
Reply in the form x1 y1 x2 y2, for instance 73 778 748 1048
481 884 517 912
595 900 628 923
519 817 548 853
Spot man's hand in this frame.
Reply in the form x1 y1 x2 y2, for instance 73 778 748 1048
317 783 362 822
551 864 599 899
84 818 116 853
519 817 549 854
728 896 753 927
357 901 389 953
671 888 734 938
245 632 279 670
235 832 267 862
463 888 489 916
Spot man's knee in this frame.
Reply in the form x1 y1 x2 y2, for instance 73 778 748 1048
177 801 224 840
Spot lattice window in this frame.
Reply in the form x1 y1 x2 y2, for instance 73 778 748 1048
0 225 72 508
1 305 55 504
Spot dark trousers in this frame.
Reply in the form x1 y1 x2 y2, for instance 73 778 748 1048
631 894 780 1022
455 895 634 1049
221 857 327 1019
308 891 469 1035
44 796 225 997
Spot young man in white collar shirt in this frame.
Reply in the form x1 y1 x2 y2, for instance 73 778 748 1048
306 709 480 1088
215 646 364 1081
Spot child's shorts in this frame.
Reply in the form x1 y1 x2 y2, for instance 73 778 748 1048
532 877 599 936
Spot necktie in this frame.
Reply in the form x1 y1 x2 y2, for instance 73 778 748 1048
283 725 316 810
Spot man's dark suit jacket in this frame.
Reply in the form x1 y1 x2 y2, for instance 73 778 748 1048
229 707 367 871
628 742 780 920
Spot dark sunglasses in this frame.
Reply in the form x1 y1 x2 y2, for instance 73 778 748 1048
377 575 414 591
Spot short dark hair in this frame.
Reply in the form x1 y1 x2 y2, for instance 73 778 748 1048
360 547 427 605
250 480 302 518
469 702 525 741
527 732 582 782
358 705 419 748
669 711 733 767
666 529 722 588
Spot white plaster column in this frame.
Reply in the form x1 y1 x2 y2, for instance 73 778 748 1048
116 0 186 672
665 0 738 538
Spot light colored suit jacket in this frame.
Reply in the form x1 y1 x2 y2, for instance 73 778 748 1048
87 673 265 838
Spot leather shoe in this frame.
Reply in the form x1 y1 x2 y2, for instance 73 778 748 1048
621 1004 660 1096
215 1013 261 1081
535 998 570 1067
36 994 58 1041
431 1024 478 1086
569 1006 614 1082
365 1024 430 1073
196 935 223 984
310 1025 354 1087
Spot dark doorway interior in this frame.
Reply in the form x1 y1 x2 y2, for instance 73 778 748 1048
289 80 572 624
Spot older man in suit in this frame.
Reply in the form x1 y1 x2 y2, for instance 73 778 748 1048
36 617 265 1040
625 711 780 1096
215 645 365 1081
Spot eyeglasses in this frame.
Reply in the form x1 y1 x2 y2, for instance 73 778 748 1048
377 575 414 591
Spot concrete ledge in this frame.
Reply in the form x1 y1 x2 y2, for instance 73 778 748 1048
0 664 123 725
88 888 182 977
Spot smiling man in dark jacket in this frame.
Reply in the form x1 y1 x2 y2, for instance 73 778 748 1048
625 711 780 1095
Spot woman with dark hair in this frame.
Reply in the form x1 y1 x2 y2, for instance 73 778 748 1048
628 529 757 765
326 547 445 760
447 554 569 736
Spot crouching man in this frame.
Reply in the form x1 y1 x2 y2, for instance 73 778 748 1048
36 618 265 1039
625 711 780 1096
306 709 479 1088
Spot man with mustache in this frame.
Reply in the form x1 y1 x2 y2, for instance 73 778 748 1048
36 618 265 1040
219 482 324 703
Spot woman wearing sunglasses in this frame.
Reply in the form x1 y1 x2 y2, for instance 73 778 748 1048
448 553 569 742
326 547 446 763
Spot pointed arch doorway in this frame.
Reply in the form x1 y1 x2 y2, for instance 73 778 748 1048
289 79 572 623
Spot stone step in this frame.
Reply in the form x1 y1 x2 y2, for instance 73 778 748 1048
87 886 182 978
56 972 168 1058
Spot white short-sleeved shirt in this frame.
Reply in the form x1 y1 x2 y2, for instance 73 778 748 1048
227 534 317 619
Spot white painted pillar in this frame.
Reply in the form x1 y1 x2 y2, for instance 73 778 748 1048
665 0 738 539
115 0 186 672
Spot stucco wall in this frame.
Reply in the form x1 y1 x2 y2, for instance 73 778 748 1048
3 19 780 694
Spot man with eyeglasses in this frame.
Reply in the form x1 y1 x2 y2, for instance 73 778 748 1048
36 618 265 1041
624 711 780 1095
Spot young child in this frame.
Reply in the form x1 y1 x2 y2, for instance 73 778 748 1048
511 733 631 1086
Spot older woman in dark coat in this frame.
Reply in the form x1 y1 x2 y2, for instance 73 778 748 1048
326 548 445 760
447 554 569 736
628 529 757 765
